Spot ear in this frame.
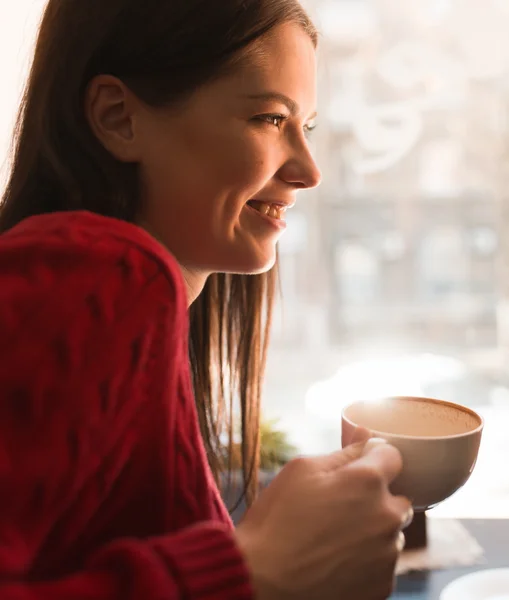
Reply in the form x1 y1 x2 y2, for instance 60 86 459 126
85 74 142 162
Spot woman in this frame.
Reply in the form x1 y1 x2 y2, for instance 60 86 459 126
0 0 412 598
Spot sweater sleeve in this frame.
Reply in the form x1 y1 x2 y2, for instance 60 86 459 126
0 219 253 600
0 522 253 600
0 522 252 600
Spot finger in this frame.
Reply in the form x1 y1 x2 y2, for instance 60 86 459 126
349 426 372 445
386 494 413 531
401 504 414 530
319 439 374 471
396 530 406 552
348 441 403 485
361 437 390 456
319 437 388 472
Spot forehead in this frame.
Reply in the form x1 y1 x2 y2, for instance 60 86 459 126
232 23 317 111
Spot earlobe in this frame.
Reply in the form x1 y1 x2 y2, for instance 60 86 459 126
85 75 141 162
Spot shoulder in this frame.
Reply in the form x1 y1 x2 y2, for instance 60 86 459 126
0 210 187 314
0 217 193 528
0 210 190 418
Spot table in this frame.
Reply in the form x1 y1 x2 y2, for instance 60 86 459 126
391 519 509 599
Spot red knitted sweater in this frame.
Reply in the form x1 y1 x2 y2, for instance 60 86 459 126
0 211 253 599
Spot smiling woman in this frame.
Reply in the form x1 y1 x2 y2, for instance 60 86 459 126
0 0 320 510
124 22 321 278
0 1 412 599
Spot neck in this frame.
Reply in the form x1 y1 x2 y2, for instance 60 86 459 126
137 219 208 307
178 264 209 306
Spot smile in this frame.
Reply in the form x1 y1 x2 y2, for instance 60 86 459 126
246 200 288 221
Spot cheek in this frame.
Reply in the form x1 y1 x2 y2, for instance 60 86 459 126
213 135 276 191
141 121 278 225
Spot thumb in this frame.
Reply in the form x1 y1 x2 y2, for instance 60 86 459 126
349 426 373 445
320 437 388 471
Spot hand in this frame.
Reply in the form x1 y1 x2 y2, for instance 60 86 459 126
235 438 412 600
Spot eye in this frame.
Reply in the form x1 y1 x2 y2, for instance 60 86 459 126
256 114 287 129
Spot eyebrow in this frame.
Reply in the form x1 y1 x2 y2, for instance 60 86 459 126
244 92 318 120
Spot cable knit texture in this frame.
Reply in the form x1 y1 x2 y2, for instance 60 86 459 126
0 210 253 599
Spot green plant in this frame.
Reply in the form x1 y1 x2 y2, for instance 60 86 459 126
228 418 297 472
259 418 297 470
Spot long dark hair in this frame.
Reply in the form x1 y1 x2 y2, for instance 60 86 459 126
0 0 317 505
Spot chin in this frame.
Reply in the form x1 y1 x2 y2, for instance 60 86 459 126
222 248 277 276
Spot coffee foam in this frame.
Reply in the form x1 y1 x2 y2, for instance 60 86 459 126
344 397 481 437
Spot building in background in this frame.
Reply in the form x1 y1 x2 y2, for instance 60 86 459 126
264 0 509 516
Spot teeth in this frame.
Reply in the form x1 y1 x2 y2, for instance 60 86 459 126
249 201 285 220
268 206 280 219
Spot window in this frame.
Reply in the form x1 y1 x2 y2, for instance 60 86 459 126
3 0 509 519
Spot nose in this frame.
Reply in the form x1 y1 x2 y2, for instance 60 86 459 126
280 143 322 190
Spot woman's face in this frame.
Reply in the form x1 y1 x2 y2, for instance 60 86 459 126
134 23 320 278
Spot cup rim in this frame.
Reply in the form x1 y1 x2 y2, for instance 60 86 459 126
342 395 484 440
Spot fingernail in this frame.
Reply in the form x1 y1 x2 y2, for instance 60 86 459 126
397 531 406 552
402 507 414 529
361 437 388 456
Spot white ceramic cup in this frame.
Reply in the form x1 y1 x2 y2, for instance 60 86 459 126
342 396 484 511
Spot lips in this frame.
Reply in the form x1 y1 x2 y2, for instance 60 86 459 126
246 200 292 220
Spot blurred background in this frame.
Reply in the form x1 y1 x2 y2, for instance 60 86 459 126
2 0 509 518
